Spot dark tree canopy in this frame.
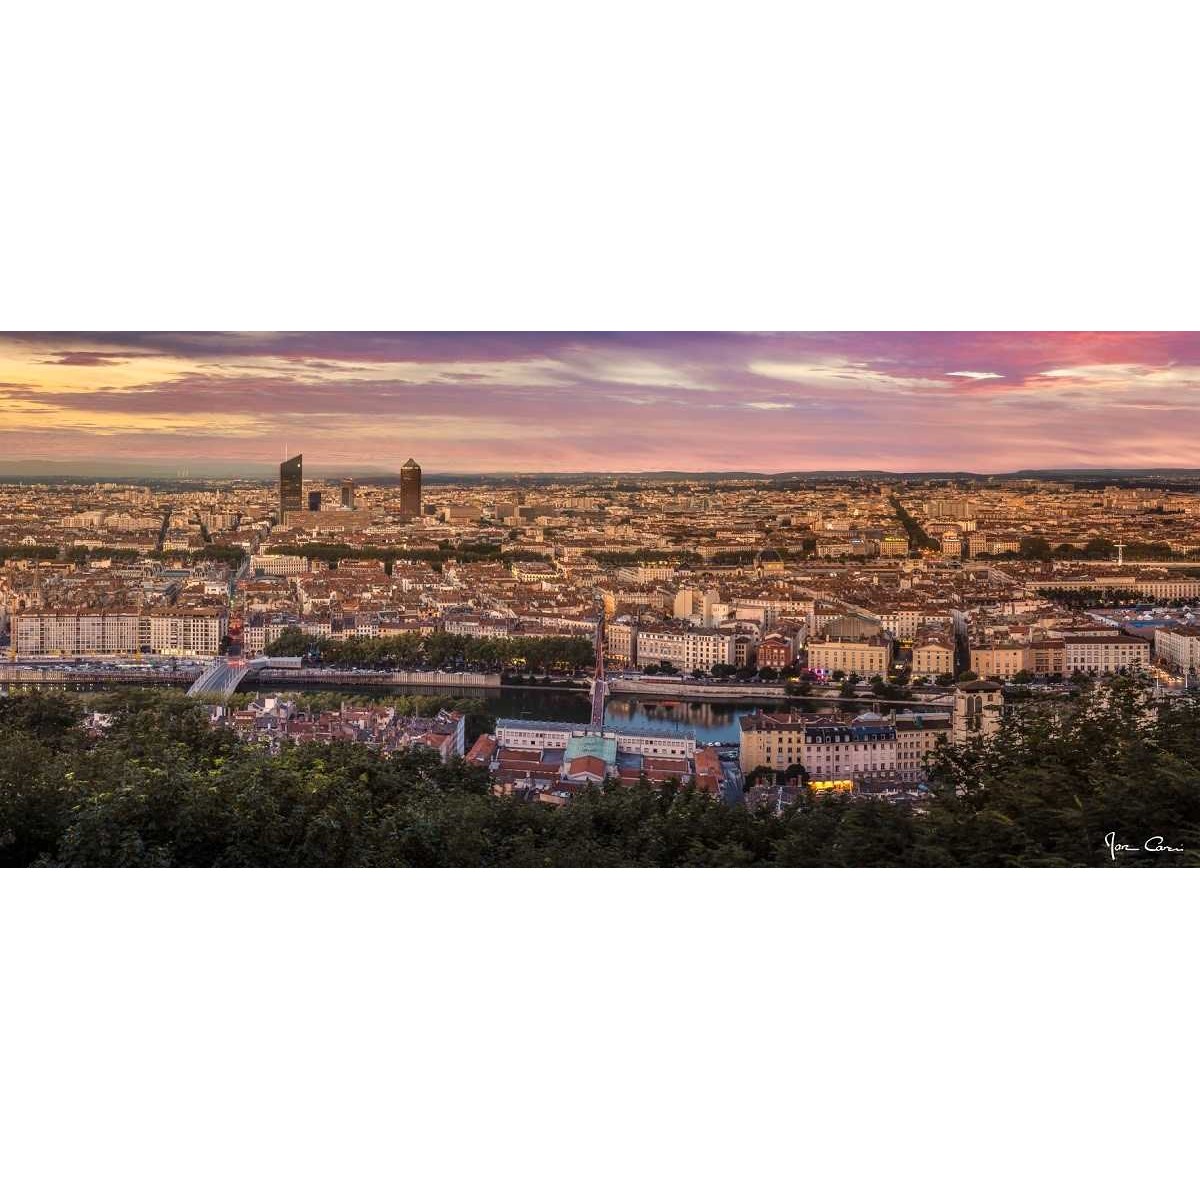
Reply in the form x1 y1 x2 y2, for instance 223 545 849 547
264 630 595 673
0 682 1196 867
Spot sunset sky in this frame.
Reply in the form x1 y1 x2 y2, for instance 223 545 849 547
2 331 1198 474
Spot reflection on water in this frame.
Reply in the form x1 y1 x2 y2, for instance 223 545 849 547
251 685 788 744
477 690 784 742
480 691 849 742
602 696 776 743
57 678 838 744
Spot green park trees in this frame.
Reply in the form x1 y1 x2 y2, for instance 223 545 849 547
264 630 595 674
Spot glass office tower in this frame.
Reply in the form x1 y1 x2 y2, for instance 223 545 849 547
279 454 303 519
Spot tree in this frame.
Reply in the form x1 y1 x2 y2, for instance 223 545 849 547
890 498 940 552
3 684 1197 869
271 630 596 674
264 627 317 658
1083 537 1116 560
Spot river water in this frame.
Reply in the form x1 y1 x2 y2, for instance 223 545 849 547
245 683 788 743
488 689 784 743
16 678 801 744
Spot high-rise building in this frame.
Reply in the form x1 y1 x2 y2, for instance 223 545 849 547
341 478 356 510
400 457 422 516
279 454 303 519
308 490 322 512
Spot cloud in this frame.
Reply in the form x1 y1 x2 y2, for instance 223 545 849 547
40 352 135 367
748 359 952 391
5 331 1200 472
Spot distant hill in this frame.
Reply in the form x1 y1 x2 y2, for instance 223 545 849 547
0 460 1197 485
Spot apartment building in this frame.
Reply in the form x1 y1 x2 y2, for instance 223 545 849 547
738 712 899 782
740 688 983 768
877 605 928 642
146 612 227 655
620 564 676 584
1027 637 1066 675
249 554 311 577
14 611 141 656
894 712 952 781
803 721 898 782
757 632 796 669
635 627 735 671
912 626 955 677
673 586 721 624
739 713 807 774
14 609 226 656
970 641 1028 681
1063 634 1150 676
605 619 637 664
1154 623 1200 674
243 615 297 655
806 633 892 676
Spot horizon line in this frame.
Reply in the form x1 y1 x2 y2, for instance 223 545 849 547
2 460 1200 479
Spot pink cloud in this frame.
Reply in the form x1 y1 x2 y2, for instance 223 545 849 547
3 332 1200 472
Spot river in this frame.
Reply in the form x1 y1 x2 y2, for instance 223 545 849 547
286 685 784 743
247 682 791 743
7 679 825 744
488 689 785 743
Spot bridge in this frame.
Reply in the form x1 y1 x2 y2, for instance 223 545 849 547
186 656 303 699
186 657 255 697
589 607 607 728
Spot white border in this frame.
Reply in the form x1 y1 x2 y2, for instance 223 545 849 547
3 1 1196 1194
3 872 1192 1198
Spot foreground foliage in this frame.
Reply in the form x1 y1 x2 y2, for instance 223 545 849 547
0 684 1197 867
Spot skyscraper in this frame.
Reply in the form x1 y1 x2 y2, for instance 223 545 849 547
308 490 322 512
400 458 422 516
341 478 356 510
279 454 303 520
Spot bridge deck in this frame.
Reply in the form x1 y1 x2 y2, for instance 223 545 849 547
186 660 252 698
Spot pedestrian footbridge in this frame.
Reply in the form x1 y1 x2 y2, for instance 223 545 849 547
186 656 301 699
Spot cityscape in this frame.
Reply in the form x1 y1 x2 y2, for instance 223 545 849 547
11 20 1185 1200
1 332 1199 866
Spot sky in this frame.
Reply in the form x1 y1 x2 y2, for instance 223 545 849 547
1 331 1199 474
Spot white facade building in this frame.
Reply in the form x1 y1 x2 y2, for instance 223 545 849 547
14 610 226 656
1063 634 1150 676
635 628 735 671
